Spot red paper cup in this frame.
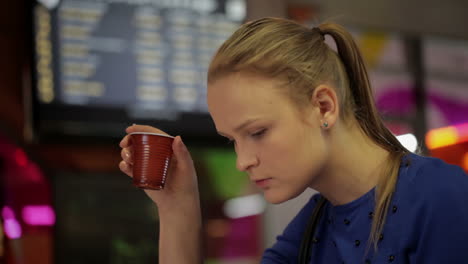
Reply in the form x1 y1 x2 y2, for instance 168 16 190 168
130 132 175 190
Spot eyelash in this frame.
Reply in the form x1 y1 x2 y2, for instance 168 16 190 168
251 129 266 138
226 129 267 145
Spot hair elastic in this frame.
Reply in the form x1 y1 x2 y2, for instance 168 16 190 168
312 27 325 41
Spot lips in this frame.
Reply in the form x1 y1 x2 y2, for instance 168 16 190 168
253 178 272 188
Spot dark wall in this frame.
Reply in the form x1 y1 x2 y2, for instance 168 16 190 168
0 0 26 137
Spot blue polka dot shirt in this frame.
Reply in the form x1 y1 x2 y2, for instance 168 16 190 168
262 153 468 263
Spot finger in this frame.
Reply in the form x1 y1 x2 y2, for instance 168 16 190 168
125 124 168 135
171 136 193 170
120 148 133 165
119 160 133 177
119 134 131 148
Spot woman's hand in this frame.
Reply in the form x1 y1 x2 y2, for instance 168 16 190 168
119 124 203 263
119 124 199 211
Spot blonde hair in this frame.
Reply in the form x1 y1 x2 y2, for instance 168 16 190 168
208 17 408 252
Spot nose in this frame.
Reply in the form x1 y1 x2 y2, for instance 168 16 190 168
235 144 259 172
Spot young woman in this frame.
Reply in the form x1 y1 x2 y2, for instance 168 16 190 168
119 17 468 263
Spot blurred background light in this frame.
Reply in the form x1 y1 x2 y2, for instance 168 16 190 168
396 133 418 152
226 0 247 21
426 123 468 149
224 194 266 219
426 126 458 149
14 148 28 167
22 205 56 226
2 206 15 220
4 219 22 239
463 152 468 171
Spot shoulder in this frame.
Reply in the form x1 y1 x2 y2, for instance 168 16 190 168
394 154 468 260
399 153 468 212
403 153 468 191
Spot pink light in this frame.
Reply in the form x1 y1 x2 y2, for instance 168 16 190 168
456 123 468 141
23 162 44 183
22 205 56 226
14 148 28 166
2 206 15 219
4 219 22 239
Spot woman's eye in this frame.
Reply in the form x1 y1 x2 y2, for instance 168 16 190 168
251 129 266 138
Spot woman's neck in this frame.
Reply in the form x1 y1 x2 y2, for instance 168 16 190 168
311 121 390 206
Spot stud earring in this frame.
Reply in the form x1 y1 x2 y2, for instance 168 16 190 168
323 121 329 128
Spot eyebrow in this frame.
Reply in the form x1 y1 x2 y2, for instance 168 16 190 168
217 118 260 137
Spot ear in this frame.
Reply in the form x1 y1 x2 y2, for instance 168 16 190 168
310 84 339 129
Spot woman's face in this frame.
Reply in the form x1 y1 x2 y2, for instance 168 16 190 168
207 73 328 204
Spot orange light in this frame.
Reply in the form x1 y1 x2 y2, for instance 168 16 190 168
463 153 468 171
426 126 458 149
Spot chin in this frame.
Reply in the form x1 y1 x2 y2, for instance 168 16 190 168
263 187 305 204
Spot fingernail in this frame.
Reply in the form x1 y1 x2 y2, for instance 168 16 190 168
125 150 130 158
132 123 136 126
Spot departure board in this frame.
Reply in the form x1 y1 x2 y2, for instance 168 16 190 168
31 0 244 141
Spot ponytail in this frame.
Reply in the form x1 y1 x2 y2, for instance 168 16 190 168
318 23 408 252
